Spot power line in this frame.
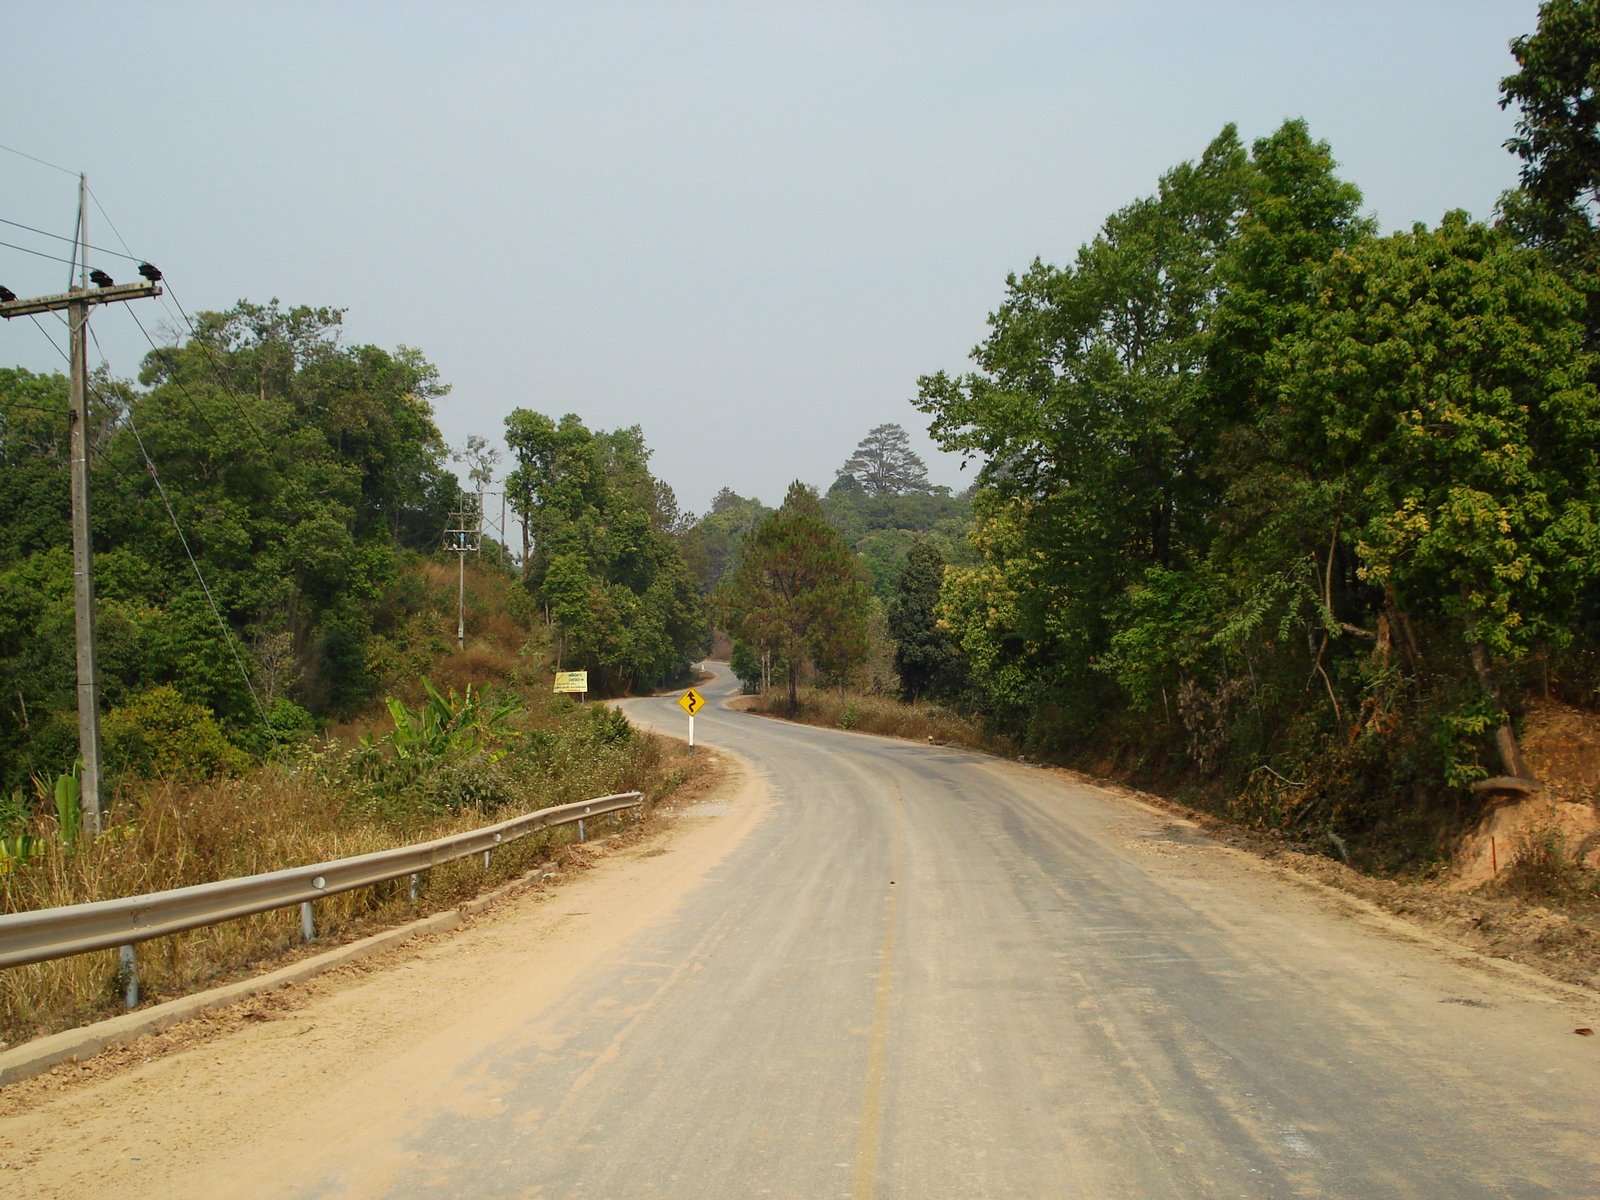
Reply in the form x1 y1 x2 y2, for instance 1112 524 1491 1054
0 216 143 263
28 314 69 362
0 141 77 177
123 403 279 751
86 191 141 262
99 308 223 441
71 185 293 460
0 217 144 264
128 281 275 455
81 321 277 747
86 190 188 333
119 305 232 446
0 237 78 267
0 396 69 417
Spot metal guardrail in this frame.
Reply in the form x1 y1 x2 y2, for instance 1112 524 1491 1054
0 791 643 972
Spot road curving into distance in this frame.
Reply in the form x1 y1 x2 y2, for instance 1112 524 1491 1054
4 660 1598 1199
600 663 1599 1199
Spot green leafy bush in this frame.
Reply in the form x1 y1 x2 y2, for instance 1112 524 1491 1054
102 686 250 781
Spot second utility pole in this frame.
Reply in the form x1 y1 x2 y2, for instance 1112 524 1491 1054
447 491 480 651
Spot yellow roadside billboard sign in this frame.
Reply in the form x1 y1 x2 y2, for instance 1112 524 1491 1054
553 671 589 694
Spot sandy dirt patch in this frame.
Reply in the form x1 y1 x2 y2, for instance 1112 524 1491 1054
0 749 768 1199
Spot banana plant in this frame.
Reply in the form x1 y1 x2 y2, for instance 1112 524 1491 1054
370 681 522 763
0 834 44 874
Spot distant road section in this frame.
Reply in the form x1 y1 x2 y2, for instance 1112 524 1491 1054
4 662 1597 1198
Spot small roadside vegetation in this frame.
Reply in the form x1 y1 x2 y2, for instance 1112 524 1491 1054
743 685 1007 757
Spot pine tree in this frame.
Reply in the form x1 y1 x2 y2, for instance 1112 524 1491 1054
838 424 931 497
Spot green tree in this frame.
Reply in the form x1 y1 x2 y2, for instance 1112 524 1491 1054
504 410 705 691
838 424 932 496
685 489 773 593
720 482 871 712
1279 212 1600 781
1109 120 1374 739
0 300 463 787
917 125 1252 728
887 542 964 703
1500 0 1600 294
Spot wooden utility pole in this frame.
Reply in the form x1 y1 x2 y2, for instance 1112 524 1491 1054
0 174 162 838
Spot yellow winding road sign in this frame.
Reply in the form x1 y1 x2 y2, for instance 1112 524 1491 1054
678 688 705 715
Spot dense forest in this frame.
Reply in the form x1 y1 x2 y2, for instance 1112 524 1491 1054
0 318 722 801
712 2 1600 870
0 302 468 791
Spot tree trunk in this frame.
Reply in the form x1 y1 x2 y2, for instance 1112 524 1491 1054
787 661 798 715
1467 635 1535 781
520 488 532 581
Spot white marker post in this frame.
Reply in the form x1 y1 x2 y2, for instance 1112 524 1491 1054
678 688 704 754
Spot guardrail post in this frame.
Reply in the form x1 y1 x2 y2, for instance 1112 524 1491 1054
119 943 138 1009
300 901 314 942
482 848 492 869
577 819 586 842
409 872 419 901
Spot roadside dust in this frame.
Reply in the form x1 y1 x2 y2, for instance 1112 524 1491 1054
0 746 765 1198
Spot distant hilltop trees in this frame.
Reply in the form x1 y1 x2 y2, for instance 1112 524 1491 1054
834 423 933 497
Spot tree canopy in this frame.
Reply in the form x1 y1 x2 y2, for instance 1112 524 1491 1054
719 482 871 711
906 76 1600 844
503 409 705 692
837 424 932 497
0 301 465 789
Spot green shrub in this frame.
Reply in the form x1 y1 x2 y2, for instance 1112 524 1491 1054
583 704 634 746
102 685 250 781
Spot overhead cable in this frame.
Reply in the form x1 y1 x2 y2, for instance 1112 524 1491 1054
0 141 77 176
87 322 277 750
0 216 142 263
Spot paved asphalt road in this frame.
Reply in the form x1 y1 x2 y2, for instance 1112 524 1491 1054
18 661 1596 1199
368 662 1598 1199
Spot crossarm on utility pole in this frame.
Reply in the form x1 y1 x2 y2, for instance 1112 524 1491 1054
0 280 161 320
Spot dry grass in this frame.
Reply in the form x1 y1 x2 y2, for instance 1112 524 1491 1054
0 711 680 1047
1497 825 1600 904
746 687 1010 756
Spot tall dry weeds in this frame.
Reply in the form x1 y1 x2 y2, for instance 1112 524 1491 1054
0 704 671 1047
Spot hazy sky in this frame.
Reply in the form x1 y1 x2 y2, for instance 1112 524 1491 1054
1 1 1542 516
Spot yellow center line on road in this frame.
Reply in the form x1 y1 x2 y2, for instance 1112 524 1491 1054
852 778 904 1200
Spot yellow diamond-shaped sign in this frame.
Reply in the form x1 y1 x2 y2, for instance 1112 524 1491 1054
678 688 705 715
